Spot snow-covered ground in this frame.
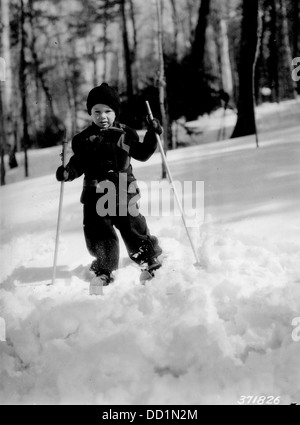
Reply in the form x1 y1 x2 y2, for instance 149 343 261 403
0 100 300 405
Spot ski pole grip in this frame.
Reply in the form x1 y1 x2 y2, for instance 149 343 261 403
145 101 154 120
61 129 68 167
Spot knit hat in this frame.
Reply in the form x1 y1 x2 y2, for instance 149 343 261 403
86 83 121 116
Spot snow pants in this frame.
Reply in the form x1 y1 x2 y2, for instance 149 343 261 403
83 200 162 276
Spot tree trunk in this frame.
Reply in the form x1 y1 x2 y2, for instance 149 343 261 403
91 43 98 86
191 0 211 74
0 150 5 186
185 0 196 47
102 0 109 82
0 0 6 185
20 0 29 177
292 0 300 93
255 8 267 105
0 85 6 186
129 0 138 62
1 0 13 171
156 0 169 179
268 0 280 102
69 39 80 132
231 0 259 140
28 0 56 121
169 0 179 59
186 0 211 119
128 0 140 92
277 0 297 100
1 0 12 113
120 0 134 101
219 19 233 99
54 24 77 135
292 0 299 58
156 0 175 172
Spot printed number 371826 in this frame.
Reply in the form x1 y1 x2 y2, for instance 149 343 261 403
237 396 281 405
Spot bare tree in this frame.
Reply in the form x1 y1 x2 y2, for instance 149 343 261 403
53 23 78 135
0 1 6 185
0 85 6 185
186 0 211 119
292 0 299 58
0 0 14 184
102 0 110 81
268 0 280 102
218 18 233 99
169 0 179 59
28 0 57 121
128 0 138 61
190 0 211 76
155 0 173 178
20 0 29 177
291 0 300 93
185 0 197 47
120 0 134 100
0 0 12 114
277 0 297 100
231 0 259 141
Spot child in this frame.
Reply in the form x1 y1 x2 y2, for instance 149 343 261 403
56 83 163 290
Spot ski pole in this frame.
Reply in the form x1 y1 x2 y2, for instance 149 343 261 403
145 101 201 267
51 129 68 285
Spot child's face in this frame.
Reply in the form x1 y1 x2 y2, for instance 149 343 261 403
91 104 116 129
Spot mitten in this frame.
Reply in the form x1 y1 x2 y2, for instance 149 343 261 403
147 117 163 135
56 165 70 182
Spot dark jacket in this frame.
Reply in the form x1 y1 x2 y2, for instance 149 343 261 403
66 122 158 204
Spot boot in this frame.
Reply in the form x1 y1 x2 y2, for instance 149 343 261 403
89 260 113 295
140 257 162 284
90 261 114 282
89 274 111 296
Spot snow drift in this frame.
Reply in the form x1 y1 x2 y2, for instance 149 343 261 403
1 102 300 405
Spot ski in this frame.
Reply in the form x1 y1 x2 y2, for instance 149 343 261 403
140 270 155 285
89 275 104 296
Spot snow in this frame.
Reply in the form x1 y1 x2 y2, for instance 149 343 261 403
1 100 300 405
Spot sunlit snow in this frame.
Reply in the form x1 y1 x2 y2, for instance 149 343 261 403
1 101 300 405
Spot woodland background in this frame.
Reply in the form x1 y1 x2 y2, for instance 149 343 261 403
0 0 299 184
